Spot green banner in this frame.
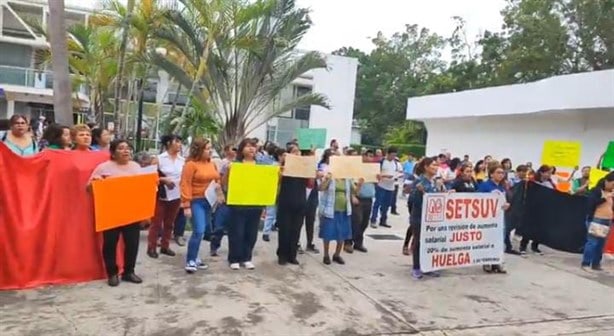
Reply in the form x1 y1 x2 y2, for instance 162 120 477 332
602 141 614 169
297 128 327 150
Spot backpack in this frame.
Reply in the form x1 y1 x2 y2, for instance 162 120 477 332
0 131 38 152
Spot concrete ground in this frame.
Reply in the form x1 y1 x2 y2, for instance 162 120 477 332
1 208 613 336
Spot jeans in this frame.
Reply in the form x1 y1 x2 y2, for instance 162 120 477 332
227 207 262 264
582 218 610 267
102 223 141 276
411 222 421 270
263 205 277 234
186 198 212 263
174 208 187 238
370 186 393 224
210 204 230 252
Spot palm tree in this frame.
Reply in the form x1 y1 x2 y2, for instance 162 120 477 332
66 24 119 123
47 0 73 125
153 0 330 146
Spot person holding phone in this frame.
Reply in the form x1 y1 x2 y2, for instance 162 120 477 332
89 139 143 287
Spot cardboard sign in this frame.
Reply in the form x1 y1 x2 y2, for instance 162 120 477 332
227 163 280 206
329 156 363 179
297 128 327 150
420 192 505 272
283 154 317 178
92 173 158 232
541 140 582 168
360 163 380 183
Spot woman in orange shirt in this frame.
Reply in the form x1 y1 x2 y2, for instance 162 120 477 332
180 138 224 273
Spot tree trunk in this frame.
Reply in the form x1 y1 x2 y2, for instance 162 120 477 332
112 0 136 136
48 0 73 125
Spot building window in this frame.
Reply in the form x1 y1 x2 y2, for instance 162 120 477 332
293 85 311 121
266 124 277 143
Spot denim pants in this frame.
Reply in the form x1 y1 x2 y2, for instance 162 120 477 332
370 185 393 224
210 204 230 252
186 198 212 263
227 207 262 264
263 205 277 234
174 208 186 237
582 218 610 267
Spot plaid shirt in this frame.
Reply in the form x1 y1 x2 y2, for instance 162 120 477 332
318 178 353 219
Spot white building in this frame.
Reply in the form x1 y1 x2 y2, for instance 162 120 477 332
251 54 358 148
0 0 91 122
406 70 614 167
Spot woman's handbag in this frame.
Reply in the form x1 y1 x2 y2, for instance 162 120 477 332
588 222 611 238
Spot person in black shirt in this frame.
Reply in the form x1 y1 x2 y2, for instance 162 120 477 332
451 163 478 192
276 145 310 265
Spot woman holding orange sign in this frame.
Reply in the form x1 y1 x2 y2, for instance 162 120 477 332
89 139 144 287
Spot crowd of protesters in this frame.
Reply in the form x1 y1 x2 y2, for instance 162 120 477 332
2 114 612 286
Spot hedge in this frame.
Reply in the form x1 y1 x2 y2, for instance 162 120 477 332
349 143 426 157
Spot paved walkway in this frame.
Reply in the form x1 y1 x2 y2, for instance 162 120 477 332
1 210 613 336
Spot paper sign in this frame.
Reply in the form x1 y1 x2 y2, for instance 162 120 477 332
283 154 317 178
227 163 280 206
541 140 582 168
329 156 363 179
297 128 327 150
420 192 505 272
360 163 380 182
205 181 219 208
589 168 609 189
92 173 158 232
602 141 614 169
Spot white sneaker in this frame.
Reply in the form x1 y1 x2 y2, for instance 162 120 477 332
196 259 209 270
185 260 198 273
230 263 240 270
243 261 255 270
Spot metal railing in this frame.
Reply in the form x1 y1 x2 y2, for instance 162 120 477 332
0 65 53 89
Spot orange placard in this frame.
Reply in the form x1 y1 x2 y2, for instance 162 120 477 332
91 173 158 232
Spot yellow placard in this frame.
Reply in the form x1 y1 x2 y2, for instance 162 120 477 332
541 140 582 168
227 163 280 206
589 168 609 189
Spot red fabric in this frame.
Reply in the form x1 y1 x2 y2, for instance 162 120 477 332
605 220 614 254
0 143 115 290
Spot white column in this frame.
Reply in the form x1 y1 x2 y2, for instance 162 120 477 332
7 99 15 118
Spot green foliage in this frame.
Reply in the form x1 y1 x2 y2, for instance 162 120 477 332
152 0 329 146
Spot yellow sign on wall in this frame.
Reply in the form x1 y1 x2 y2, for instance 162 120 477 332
589 168 609 189
227 163 280 206
541 140 582 168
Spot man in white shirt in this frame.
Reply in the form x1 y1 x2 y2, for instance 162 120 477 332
390 158 404 215
370 147 398 228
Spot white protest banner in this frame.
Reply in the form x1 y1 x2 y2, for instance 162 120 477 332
420 192 505 272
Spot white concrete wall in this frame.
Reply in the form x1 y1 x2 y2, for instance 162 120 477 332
308 54 357 148
407 70 614 120
249 54 358 147
423 109 614 169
